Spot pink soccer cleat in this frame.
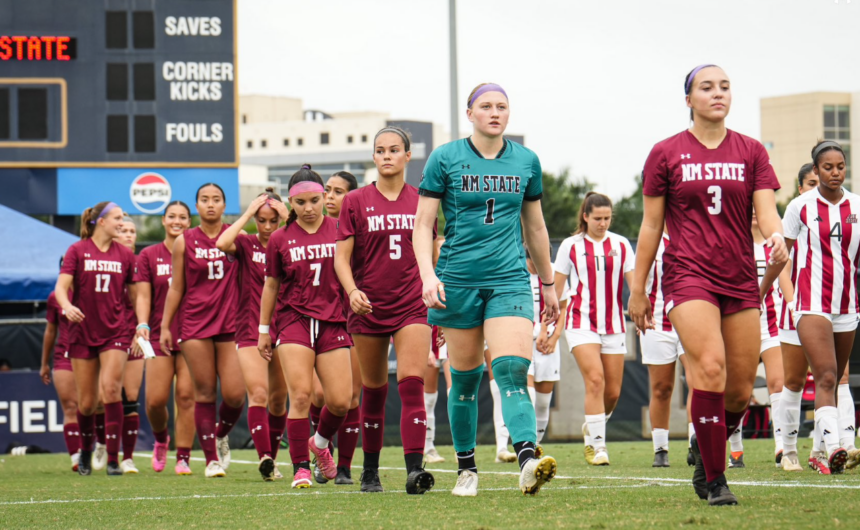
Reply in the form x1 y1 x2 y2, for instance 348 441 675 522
175 459 193 475
309 437 337 480
152 436 170 473
292 467 312 489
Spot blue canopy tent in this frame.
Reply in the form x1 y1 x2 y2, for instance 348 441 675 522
0 204 77 301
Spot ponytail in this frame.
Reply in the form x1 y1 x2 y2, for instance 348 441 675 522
575 192 613 235
80 201 112 239
285 164 324 228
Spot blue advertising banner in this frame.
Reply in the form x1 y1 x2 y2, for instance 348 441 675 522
56 168 239 216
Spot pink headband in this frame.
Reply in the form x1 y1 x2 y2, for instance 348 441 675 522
469 83 508 108
289 181 325 197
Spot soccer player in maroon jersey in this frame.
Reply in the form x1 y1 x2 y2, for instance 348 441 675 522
215 188 289 481
334 127 436 495
134 201 196 475
41 288 79 471
629 65 788 506
54 201 138 476
258 166 353 490
159 183 245 478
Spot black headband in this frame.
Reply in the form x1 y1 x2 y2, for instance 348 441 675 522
812 141 843 163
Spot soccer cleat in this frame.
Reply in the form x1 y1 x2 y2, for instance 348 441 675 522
424 448 445 464
259 455 275 481
70 452 80 472
308 437 338 481
360 468 384 493
405 467 435 495
728 452 745 468
690 435 708 500
106 461 123 476
78 450 92 476
495 450 517 463
652 450 669 468
519 455 557 495
774 449 783 468
120 458 139 474
335 466 353 485
846 448 860 470
829 448 848 475
591 450 609 466
451 470 478 497
535 444 544 460
216 436 231 469
205 460 226 478
313 463 329 484
273 464 284 480
93 443 108 471
808 451 831 475
152 436 170 473
687 447 695 467
291 467 312 489
781 451 803 472
582 423 595 465
175 460 193 475
707 474 738 506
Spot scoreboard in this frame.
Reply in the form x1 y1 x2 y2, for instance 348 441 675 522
0 0 237 168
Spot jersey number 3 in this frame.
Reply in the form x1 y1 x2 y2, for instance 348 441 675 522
707 186 722 215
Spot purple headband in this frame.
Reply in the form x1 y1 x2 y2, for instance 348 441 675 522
685 64 717 94
289 181 325 197
468 83 508 108
91 202 119 224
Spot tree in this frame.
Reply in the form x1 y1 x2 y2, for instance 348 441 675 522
609 175 644 241
540 169 593 238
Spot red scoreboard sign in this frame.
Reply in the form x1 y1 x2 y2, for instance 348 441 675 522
0 36 76 61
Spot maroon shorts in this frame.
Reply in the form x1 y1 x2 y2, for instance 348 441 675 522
179 332 236 344
128 349 145 362
53 350 72 372
237 338 259 349
276 313 352 354
68 337 131 360
347 307 430 336
151 339 178 358
666 284 759 317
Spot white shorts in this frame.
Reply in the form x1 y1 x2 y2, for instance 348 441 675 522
760 335 780 354
793 311 860 333
780 329 801 347
565 329 626 355
640 329 684 365
528 341 561 382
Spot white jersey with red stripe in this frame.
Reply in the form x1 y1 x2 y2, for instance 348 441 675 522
645 235 673 332
529 273 570 337
755 243 781 338
554 231 635 335
779 243 798 331
783 187 860 315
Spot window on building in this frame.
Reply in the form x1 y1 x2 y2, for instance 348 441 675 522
247 140 253 148
261 139 267 148
283 138 289 147
297 137 304 146
843 144 852 185
347 135 353 144
824 105 850 141
361 134 368 143
321 132 330 145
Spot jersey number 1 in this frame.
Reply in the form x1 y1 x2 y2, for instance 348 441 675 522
484 199 496 225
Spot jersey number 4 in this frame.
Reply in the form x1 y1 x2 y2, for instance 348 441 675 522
830 222 843 241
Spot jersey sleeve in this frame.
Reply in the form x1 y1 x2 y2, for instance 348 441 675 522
642 143 669 197
622 239 635 273
782 200 802 240
125 252 136 284
233 234 248 259
60 243 78 276
266 232 284 280
336 193 358 240
46 294 59 324
524 151 543 201
134 250 151 283
752 141 780 192
553 237 575 276
418 146 446 198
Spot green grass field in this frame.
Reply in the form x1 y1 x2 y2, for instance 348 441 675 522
1 439 858 529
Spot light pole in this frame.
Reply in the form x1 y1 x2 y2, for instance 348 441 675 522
449 0 459 142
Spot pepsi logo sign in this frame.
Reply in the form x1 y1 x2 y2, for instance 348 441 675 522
130 173 172 214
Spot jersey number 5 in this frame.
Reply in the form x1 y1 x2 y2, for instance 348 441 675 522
389 234 402 260
707 185 722 215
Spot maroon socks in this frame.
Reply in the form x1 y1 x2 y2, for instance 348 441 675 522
691 389 727 483
398 377 427 456
194 402 218 464
176 447 191 465
337 407 360 468
725 409 747 440
103 402 123 465
153 428 169 444
287 418 310 464
316 406 346 443
361 384 388 459
95 412 106 445
269 412 287 460
309 404 322 432
122 414 140 462
63 423 80 456
248 406 272 459
215 402 244 439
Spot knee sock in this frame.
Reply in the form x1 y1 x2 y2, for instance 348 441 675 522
103 402 123 465
424 392 438 451
176 447 191 464
725 408 747 441
315 406 346 449
360 384 387 467
813 419 824 453
153 428 169 444
816 406 840 455
122 414 139 462
268 412 287 460
309 403 322 433
652 428 669 453
780 388 803 453
287 418 310 464
448 365 483 453
770 392 784 453
337 407 360 468
77 412 95 452
528 386 536 407
398 377 427 466
95 412 106 445
687 422 695 448
586 413 607 451
194 402 218 464
215 402 244 438
492 356 537 447
838 384 856 450
489 379 510 453
534 391 553 443
248 406 272 459
63 423 81 456
691 389 726 483
729 424 744 453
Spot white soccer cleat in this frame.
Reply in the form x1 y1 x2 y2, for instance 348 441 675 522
451 470 478 497
93 443 108 471
70 452 80 472
781 451 803 472
216 436 231 469
205 460 226 478
424 448 446 464
495 450 517 463
273 464 284 480
592 449 610 466
519 455 557 495
120 458 139 474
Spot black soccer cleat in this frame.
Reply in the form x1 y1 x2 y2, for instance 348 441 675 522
106 461 123 476
405 468 435 495
313 462 329 484
690 435 708 500
335 466 353 485
707 474 738 506
652 450 669 468
259 456 275 481
78 450 92 476
728 452 745 468
360 468 384 493
687 447 695 467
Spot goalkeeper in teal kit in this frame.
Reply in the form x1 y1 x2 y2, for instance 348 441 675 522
413 83 560 496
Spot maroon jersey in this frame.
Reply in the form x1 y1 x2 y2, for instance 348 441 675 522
60 239 136 345
336 183 428 331
268 216 345 322
46 291 71 354
642 129 779 302
234 234 269 341
122 255 139 339
135 242 181 346
182 225 239 339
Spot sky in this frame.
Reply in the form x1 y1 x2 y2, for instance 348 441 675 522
237 0 860 199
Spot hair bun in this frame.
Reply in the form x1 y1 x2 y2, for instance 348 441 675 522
301 164 312 170
265 186 274 193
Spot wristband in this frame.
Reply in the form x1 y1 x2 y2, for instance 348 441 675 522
771 232 785 240
349 288 359 297
259 325 270 334
541 280 554 287
136 323 150 330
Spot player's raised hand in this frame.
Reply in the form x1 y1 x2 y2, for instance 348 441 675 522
422 276 446 310
268 198 290 221
628 290 655 333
